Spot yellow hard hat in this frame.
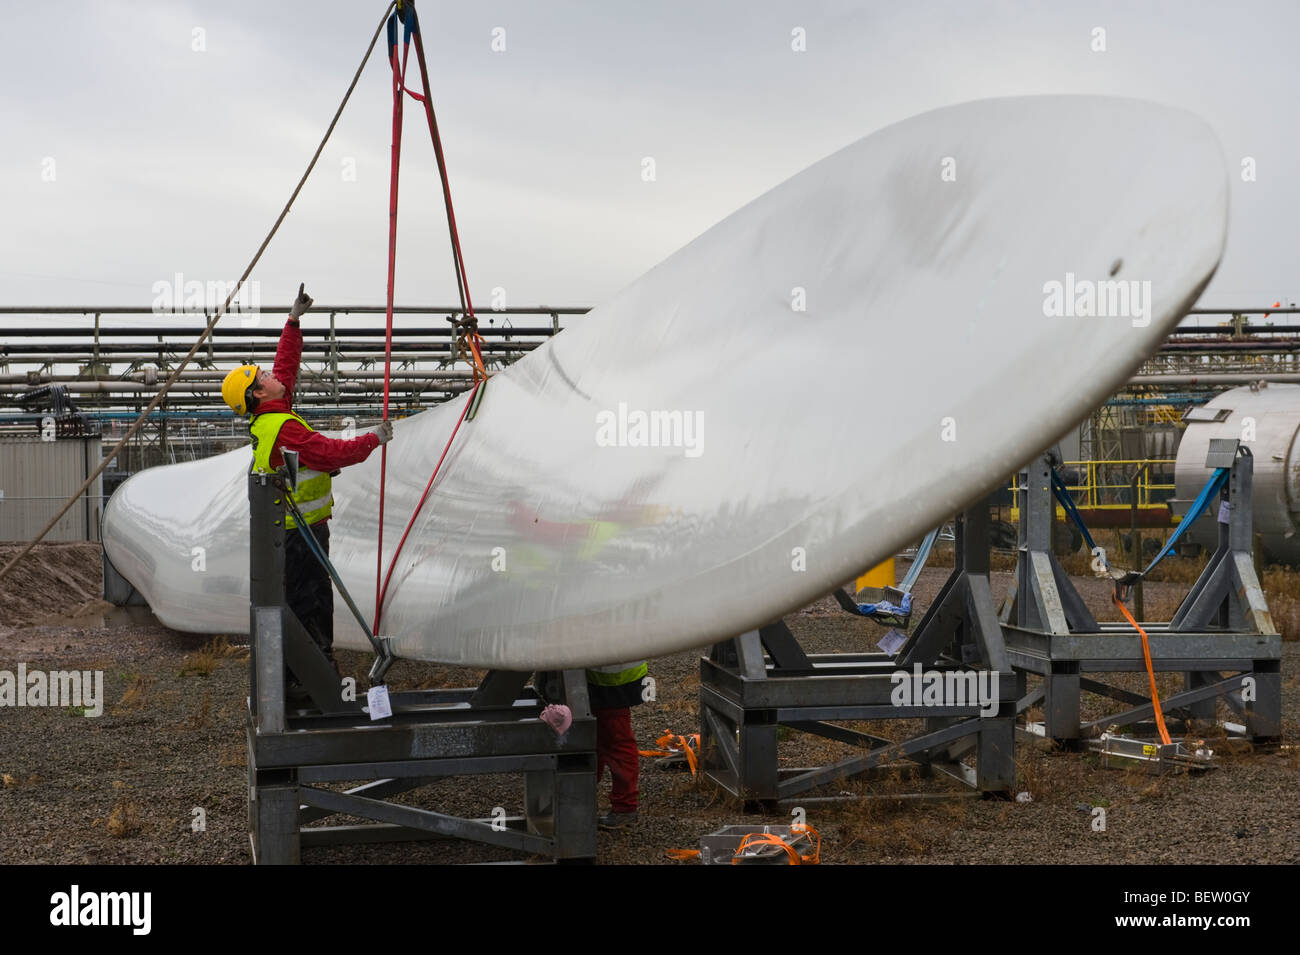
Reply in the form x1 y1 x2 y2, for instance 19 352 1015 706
222 364 260 415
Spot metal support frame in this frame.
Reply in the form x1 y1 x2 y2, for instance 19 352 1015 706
245 470 596 864
699 497 1016 804
1003 449 1282 743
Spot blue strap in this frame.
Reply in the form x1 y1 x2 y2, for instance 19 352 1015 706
1139 467 1228 575
848 526 938 621
858 592 912 620
899 527 939 593
1051 470 1103 557
402 3 415 45
1051 466 1229 585
386 11 399 57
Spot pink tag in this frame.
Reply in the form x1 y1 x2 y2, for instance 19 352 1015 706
539 703 573 736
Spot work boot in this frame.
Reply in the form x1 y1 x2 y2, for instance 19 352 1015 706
598 811 638 830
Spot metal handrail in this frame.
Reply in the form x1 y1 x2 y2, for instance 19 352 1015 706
1009 459 1177 513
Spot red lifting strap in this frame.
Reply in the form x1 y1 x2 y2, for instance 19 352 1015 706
373 2 489 635
373 5 410 631
409 8 487 377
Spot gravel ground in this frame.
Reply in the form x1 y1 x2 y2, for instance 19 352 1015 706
0 544 1296 865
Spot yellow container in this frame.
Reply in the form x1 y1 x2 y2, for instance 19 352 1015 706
855 558 895 594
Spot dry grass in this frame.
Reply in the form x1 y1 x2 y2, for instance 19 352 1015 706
927 546 1017 571
1133 775 1165 802
187 691 213 730
1015 747 1047 799
1145 557 1208 585
217 742 246 768
179 635 248 678
828 792 970 857
914 525 1217 581
399 661 483 691
117 674 152 710
106 796 140 838
677 770 738 812
1188 723 1255 764
1261 566 1300 640
1285 744 1300 771
684 715 984 859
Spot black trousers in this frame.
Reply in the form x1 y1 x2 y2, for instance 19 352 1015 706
284 519 334 678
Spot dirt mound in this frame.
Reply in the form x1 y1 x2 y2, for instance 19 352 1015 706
0 542 104 628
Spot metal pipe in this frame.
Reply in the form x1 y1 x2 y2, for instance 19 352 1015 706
0 349 535 362
0 408 395 422
1106 394 1209 406
1128 373 1300 385
0 305 590 315
0 340 540 355
1173 323 1300 332
1185 307 1300 315
1158 340 1300 351
0 379 475 393
18 368 1262 391
0 325 559 338
2 369 481 384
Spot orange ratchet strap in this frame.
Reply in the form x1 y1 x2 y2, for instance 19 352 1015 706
1111 593 1173 745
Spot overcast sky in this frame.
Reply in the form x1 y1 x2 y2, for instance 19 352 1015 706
2 0 1296 325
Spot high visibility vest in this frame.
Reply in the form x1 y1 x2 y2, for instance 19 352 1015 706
586 660 648 708
249 411 332 529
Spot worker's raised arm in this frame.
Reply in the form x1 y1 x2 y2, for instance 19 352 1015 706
271 284 314 403
276 418 390 473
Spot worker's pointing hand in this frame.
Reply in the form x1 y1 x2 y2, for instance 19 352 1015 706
291 282 314 318
375 420 393 445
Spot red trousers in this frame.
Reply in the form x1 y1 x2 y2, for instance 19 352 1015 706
594 707 639 813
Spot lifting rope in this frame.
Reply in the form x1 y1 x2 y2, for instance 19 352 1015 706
373 378 481 630
373 4 409 635
2 0 477 673
0 2 399 589
371 1 490 635
407 8 488 379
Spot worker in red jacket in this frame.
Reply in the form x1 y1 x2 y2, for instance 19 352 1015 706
221 285 391 700
586 659 649 829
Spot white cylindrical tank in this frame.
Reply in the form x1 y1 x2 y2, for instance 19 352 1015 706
1174 382 1300 563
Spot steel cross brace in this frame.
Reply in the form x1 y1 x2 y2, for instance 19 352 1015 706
698 496 1015 801
1079 672 1266 736
1003 447 1282 743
